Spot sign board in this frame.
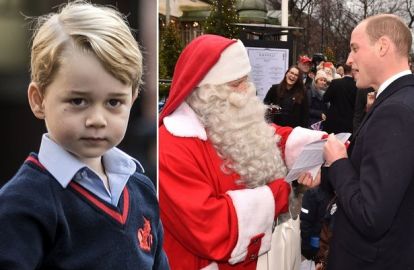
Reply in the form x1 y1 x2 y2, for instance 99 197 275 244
246 47 289 101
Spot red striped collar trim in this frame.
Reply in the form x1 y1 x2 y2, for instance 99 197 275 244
69 181 129 225
26 155 46 170
26 155 130 225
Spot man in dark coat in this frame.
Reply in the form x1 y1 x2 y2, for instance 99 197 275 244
352 87 375 133
321 14 414 270
322 64 357 134
298 55 313 88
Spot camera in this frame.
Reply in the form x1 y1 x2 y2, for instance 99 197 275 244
312 53 327 70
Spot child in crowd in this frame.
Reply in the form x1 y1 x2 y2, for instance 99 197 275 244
0 2 169 269
300 172 337 270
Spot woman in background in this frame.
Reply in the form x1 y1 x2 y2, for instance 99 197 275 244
264 66 309 127
307 70 329 130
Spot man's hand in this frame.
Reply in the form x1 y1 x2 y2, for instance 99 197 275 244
323 133 348 166
297 170 321 188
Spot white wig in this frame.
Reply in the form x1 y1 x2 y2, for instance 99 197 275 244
187 82 287 188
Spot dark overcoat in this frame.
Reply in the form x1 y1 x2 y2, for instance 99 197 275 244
326 74 414 270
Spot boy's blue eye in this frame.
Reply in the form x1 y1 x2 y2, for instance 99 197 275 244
108 99 121 107
71 98 85 106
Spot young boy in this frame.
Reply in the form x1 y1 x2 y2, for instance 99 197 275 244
0 2 169 269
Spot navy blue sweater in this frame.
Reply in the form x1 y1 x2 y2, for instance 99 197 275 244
0 154 169 270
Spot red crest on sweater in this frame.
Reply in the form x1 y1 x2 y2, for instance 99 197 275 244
137 217 153 252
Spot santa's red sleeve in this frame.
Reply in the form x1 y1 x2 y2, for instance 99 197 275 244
273 124 328 170
159 104 327 269
159 134 278 268
225 125 327 264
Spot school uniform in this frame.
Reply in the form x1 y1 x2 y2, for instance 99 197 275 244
0 135 169 270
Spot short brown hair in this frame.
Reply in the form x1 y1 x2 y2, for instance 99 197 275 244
365 14 412 57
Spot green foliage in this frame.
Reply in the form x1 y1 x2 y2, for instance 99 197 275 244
159 23 183 79
159 81 171 100
324 46 336 63
204 0 240 38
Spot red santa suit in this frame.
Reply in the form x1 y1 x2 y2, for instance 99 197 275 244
159 35 326 270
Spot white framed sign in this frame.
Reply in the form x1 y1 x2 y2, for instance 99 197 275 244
246 47 289 101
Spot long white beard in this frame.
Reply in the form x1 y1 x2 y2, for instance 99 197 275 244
186 82 287 188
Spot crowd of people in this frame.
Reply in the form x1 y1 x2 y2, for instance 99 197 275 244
158 13 414 270
263 53 364 138
0 2 413 270
158 12 414 270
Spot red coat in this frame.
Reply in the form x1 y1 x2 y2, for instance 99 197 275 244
159 103 325 270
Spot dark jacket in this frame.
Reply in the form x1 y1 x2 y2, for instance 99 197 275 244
324 74 414 270
353 88 375 134
300 186 333 260
307 85 329 128
264 84 309 128
323 76 357 134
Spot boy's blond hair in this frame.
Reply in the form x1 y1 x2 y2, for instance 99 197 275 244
30 1 143 94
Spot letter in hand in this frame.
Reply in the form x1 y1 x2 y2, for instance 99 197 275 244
323 133 348 166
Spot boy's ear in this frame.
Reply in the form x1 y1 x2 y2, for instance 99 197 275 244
28 82 45 119
132 90 139 103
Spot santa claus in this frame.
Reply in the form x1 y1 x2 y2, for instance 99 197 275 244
159 34 325 270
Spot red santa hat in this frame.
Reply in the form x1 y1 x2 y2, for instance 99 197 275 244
159 34 251 126
323 61 334 68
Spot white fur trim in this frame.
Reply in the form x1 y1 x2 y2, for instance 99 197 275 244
285 127 327 170
226 185 275 264
200 262 218 270
198 40 251 86
163 102 207 141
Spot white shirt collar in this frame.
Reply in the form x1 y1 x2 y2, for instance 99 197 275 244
38 134 138 188
377 70 411 97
